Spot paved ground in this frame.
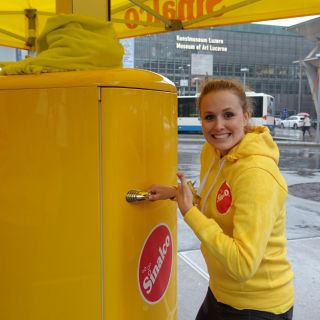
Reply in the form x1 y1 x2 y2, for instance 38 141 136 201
177 130 320 320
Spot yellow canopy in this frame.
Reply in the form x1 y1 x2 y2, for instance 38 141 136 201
1 0 320 50
111 0 320 38
0 1 55 49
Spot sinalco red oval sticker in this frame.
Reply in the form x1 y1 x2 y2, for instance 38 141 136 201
138 224 173 304
216 181 232 214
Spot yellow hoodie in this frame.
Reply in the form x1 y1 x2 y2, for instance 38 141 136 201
184 126 294 314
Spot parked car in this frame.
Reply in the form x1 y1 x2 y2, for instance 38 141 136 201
280 115 304 129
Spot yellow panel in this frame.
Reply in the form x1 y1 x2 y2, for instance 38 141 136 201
56 0 73 14
72 0 108 20
0 86 101 320
101 87 178 319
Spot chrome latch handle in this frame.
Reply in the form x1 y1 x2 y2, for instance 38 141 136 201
126 189 151 202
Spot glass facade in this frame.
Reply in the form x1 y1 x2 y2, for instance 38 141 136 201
132 24 316 117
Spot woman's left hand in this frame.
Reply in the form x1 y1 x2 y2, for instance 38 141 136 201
176 172 194 216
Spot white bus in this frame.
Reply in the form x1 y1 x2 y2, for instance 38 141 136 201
178 92 275 134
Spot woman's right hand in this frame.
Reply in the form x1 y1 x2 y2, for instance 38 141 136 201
176 172 194 216
147 185 177 201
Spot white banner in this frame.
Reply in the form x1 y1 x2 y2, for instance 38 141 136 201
191 54 213 76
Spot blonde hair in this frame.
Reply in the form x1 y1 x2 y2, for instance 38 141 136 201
197 79 252 117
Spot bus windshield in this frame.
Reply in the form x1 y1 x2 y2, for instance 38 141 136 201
248 96 274 117
249 96 263 117
178 97 199 117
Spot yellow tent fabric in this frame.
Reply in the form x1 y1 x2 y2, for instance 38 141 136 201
0 1 55 49
111 0 320 39
0 14 124 75
0 0 320 50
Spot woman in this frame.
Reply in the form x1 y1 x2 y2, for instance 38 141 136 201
302 115 312 138
148 79 294 320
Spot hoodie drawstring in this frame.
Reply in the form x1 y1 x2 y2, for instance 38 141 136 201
198 157 225 212
197 155 215 197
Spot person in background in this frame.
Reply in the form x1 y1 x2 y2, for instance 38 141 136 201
148 79 294 320
302 115 312 138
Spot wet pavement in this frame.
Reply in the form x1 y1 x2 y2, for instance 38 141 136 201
289 183 320 202
274 127 316 142
177 129 320 320
178 128 320 198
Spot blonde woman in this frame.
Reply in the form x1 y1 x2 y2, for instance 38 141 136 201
149 79 294 320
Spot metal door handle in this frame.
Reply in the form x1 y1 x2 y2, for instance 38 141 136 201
126 189 151 202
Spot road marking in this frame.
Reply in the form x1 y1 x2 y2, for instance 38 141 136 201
178 252 209 281
288 236 320 242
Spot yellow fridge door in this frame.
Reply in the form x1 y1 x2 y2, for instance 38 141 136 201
0 86 102 320
101 87 177 320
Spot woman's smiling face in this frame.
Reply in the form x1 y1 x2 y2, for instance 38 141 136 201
200 89 249 155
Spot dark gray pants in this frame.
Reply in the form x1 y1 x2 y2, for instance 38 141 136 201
196 288 293 320
302 126 311 136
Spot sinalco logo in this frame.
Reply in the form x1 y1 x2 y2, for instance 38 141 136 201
122 0 224 29
216 181 232 214
138 223 173 304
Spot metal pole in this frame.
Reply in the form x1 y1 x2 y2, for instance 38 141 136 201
24 8 37 51
316 65 320 143
240 68 249 89
315 62 320 143
180 67 184 96
316 113 320 143
298 62 302 113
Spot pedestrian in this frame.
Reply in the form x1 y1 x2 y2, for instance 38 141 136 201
302 115 312 138
148 79 294 320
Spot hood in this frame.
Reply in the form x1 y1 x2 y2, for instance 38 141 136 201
198 126 283 211
224 126 279 164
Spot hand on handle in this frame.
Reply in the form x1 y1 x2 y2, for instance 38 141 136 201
148 185 177 201
176 172 194 216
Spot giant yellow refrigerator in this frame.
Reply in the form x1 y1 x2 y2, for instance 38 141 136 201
0 69 177 320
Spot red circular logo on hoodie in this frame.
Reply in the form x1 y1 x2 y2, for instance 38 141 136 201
216 181 232 214
138 224 173 304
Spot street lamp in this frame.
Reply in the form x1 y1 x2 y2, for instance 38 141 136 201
298 62 302 113
193 77 200 95
178 66 185 95
240 67 249 88
179 64 190 95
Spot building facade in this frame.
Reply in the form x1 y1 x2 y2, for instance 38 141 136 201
1 24 316 118
132 23 316 117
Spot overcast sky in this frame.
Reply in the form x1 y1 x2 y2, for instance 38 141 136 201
254 15 320 27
